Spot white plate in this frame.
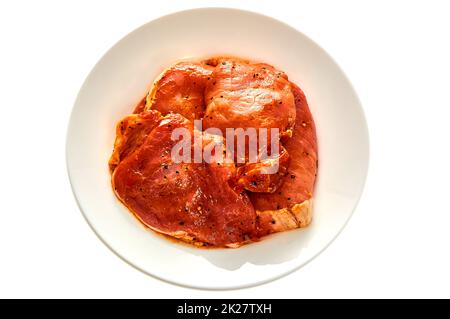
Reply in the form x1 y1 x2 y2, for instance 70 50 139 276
66 8 369 289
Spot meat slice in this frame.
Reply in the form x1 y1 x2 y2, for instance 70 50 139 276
203 58 296 139
144 61 214 120
201 58 297 194
111 113 257 247
235 145 290 193
250 83 318 234
109 110 162 172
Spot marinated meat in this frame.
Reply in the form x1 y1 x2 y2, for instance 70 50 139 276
203 58 296 140
112 113 258 247
249 83 318 230
110 57 318 247
144 62 213 121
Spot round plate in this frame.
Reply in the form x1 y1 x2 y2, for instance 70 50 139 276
66 8 369 289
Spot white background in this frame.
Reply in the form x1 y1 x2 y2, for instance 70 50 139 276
1 0 449 298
